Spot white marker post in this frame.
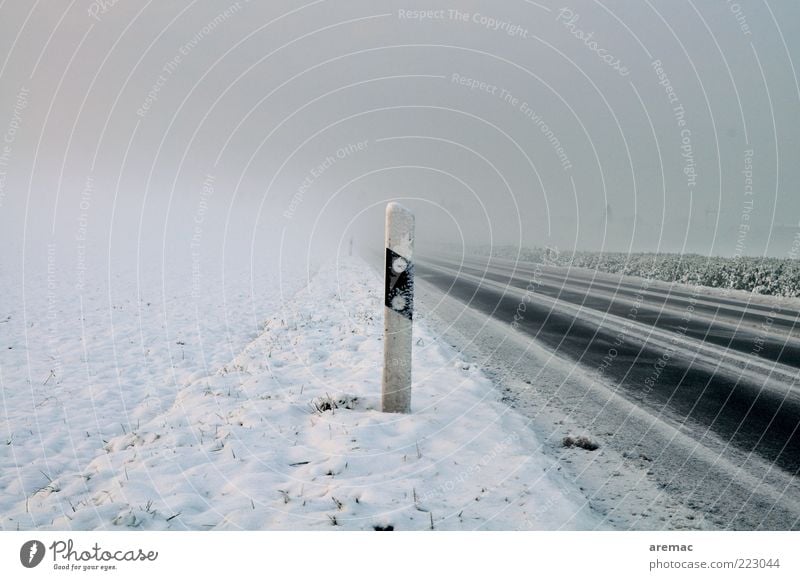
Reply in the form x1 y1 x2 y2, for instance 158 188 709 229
382 202 414 413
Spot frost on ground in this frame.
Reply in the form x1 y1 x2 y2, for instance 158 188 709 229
2 258 601 531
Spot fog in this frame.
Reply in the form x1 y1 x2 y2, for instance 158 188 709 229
1 0 799 271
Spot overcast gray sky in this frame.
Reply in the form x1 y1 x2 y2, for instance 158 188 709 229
1 0 799 265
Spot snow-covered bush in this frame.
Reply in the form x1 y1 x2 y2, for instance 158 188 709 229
459 244 800 297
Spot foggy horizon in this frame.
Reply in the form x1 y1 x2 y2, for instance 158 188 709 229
1 0 799 269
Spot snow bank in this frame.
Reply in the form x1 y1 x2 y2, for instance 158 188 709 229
2 258 600 530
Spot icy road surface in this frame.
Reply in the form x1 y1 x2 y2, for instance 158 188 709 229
413 252 800 530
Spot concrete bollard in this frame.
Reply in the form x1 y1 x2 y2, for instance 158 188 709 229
382 202 414 413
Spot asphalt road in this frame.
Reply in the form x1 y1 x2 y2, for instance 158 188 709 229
412 252 800 529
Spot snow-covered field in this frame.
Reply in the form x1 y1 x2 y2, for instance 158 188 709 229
1 250 600 531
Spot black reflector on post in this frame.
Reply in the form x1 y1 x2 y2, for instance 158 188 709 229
385 247 414 320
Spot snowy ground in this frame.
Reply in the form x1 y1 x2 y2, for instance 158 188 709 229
1 253 601 530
